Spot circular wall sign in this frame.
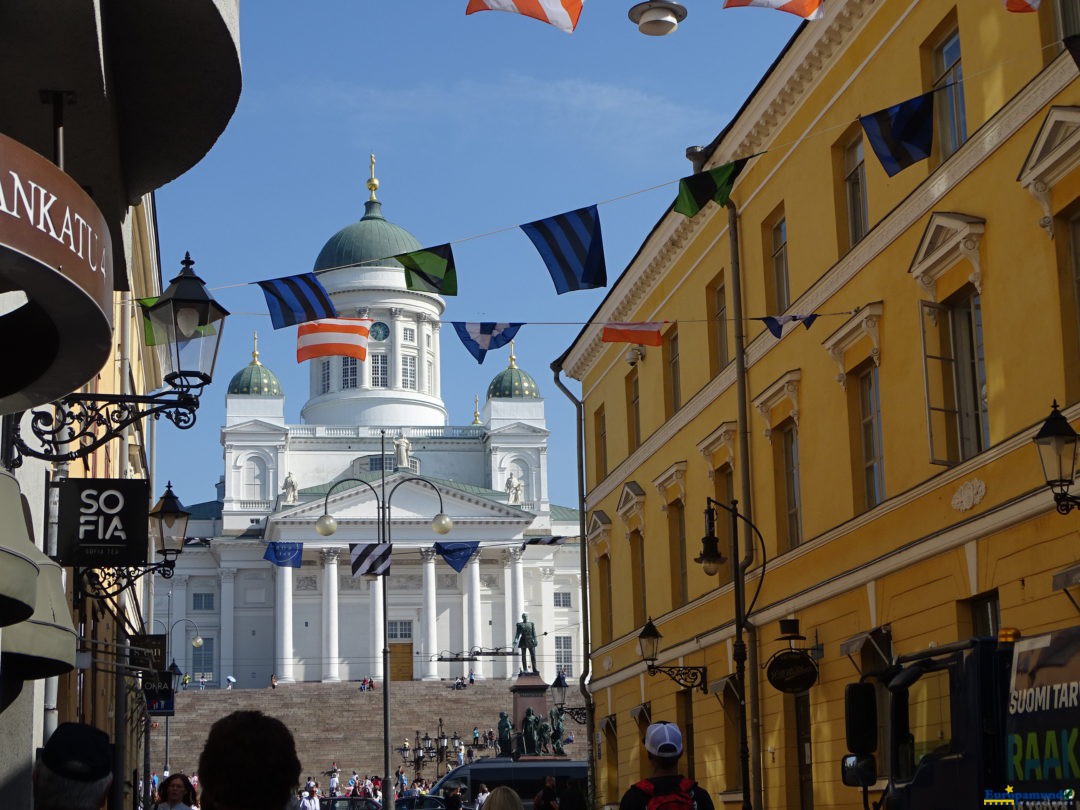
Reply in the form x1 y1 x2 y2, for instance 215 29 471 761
766 649 819 694
370 321 390 341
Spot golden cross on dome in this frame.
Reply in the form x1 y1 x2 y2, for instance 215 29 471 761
509 340 517 368
472 395 481 425
252 331 261 365
367 153 380 201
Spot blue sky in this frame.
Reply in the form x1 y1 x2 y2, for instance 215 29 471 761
154 1 801 510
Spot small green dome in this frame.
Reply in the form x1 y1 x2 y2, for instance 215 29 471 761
487 351 540 399
228 341 282 396
313 200 422 272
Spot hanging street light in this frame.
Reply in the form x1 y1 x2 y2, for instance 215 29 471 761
628 2 688 36
1033 401 1080 514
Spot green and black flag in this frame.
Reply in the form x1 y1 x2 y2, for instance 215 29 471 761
394 243 458 296
673 157 750 218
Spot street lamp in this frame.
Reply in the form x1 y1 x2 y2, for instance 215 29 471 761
81 481 193 599
1034 401 1080 514
313 430 452 801
636 618 707 692
628 2 687 35
7 252 228 466
156 618 203 775
550 672 589 725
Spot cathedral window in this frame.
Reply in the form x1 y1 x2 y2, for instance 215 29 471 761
319 360 331 394
426 361 434 394
403 327 416 343
402 355 418 390
388 620 413 639
243 457 268 501
342 357 357 389
371 354 388 388
555 636 573 676
192 593 215 611
554 592 571 608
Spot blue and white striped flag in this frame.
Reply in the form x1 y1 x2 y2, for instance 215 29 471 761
451 323 523 364
256 272 337 329
263 542 303 568
521 205 607 294
350 543 392 578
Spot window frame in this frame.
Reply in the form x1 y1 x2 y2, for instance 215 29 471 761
844 136 869 247
401 354 418 390
341 356 358 390
555 635 573 677
627 369 641 452
191 636 215 682
778 422 802 549
668 499 688 609
554 592 572 609
856 364 886 509
319 359 332 395
370 353 388 388
594 405 608 481
665 328 682 415
713 280 730 372
932 28 967 160
772 217 790 312
192 592 215 612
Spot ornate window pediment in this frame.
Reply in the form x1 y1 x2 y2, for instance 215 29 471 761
652 461 687 511
616 481 647 534
821 302 883 386
752 370 801 439
1018 106 1080 237
587 510 611 546
908 212 985 300
697 421 737 476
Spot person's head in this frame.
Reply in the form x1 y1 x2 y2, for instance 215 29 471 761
483 786 523 810
197 711 301 810
643 721 684 772
33 723 113 810
545 775 556 789
160 773 196 806
480 784 489 793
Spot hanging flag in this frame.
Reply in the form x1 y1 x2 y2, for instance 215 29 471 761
521 536 567 551
393 244 458 296
601 322 665 347
465 0 585 33
256 273 337 330
757 314 819 339
521 205 607 295
137 297 163 346
434 542 480 573
350 543 392 578
673 158 750 218
860 92 935 177
722 0 824 20
452 323 524 364
1067 35 1080 70
263 542 303 568
1004 0 1040 10
296 318 373 363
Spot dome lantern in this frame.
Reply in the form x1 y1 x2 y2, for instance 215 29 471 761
227 332 283 396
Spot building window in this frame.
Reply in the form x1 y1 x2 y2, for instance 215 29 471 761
966 591 1000 638
920 288 989 465
369 455 419 474
665 329 682 415
597 554 613 643
629 529 647 628
713 464 735 583
677 690 696 781
845 136 869 247
776 422 802 549
387 620 413 640
371 354 388 388
402 355 418 390
720 680 742 790
426 361 434 394
191 637 215 682
342 357 358 389
554 592 572 608
555 636 573 677
933 28 967 160
710 280 730 373
319 360 331 395
593 405 608 480
243 457 268 501
626 369 641 451
192 593 215 612
668 499 688 609
403 327 416 343
771 216 790 312
856 365 886 509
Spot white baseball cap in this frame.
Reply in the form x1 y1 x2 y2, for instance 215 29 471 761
644 722 683 756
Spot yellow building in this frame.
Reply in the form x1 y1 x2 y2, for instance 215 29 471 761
561 2 1080 808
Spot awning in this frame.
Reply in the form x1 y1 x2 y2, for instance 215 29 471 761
629 702 651 726
840 626 891 674
599 714 617 736
709 675 739 700
1053 562 1080 615
0 470 39 626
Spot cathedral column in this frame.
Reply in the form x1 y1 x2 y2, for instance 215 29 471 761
421 549 439 680
274 565 295 682
169 576 189 674
389 307 403 391
510 548 526 623
467 551 484 679
370 575 385 680
502 552 514 679
574 574 584 678
219 569 236 684
539 567 556 678
322 549 341 682
417 314 431 395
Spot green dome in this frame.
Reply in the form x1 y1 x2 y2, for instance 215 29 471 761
487 352 540 399
313 200 422 272
228 346 282 396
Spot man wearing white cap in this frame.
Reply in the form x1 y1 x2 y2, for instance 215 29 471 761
619 722 714 810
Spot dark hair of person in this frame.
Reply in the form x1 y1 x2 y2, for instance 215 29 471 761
197 711 301 810
158 773 196 806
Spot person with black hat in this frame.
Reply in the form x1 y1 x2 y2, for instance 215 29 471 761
197 710 301 810
618 722 714 810
33 722 113 810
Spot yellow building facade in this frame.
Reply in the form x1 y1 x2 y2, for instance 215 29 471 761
562 2 1080 808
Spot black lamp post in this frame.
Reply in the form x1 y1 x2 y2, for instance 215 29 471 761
550 671 589 724
6 252 228 466
1034 401 1080 514
164 659 183 774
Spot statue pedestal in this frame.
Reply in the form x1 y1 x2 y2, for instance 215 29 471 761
511 672 550 757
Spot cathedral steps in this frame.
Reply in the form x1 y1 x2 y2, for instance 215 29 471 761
149 679 584 780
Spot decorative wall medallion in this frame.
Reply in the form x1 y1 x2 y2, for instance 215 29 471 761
295 576 318 592
951 478 986 512
439 574 458 589
340 576 367 591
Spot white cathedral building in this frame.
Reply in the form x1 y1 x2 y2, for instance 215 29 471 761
155 179 582 689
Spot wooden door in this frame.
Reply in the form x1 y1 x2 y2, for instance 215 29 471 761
390 642 413 680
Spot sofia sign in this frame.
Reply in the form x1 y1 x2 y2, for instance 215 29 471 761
56 478 150 567
0 132 113 415
765 649 819 694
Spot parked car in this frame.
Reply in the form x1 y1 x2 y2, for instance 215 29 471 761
320 798 381 810
429 759 588 810
395 795 447 810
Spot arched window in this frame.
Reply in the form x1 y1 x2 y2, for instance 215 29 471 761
243 457 268 500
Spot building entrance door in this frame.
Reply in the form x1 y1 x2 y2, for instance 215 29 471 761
390 641 413 680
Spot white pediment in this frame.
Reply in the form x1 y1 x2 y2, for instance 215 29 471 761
487 422 551 438
908 212 985 299
1018 106 1080 237
222 419 289 435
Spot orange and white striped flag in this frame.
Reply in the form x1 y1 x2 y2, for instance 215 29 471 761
1004 0 1040 11
296 318 372 363
465 0 585 34
601 322 665 347
722 0 824 20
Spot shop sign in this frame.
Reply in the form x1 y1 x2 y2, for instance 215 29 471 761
766 649 819 694
144 670 175 717
56 478 150 567
130 634 167 672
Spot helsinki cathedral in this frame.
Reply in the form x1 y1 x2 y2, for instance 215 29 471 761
155 169 581 688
